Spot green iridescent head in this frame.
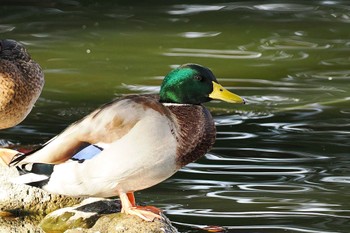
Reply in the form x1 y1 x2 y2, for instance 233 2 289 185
159 64 244 105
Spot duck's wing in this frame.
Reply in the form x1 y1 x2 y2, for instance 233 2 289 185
10 95 164 166
12 144 104 188
11 95 178 197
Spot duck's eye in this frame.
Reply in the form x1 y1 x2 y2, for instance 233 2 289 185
194 76 203 81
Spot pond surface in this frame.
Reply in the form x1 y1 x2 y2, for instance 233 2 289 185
1 1 350 232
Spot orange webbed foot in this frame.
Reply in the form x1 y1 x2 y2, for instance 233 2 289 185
119 192 162 221
122 206 162 221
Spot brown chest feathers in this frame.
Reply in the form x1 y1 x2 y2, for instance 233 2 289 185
167 104 216 168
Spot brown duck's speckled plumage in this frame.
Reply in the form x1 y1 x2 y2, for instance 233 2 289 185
167 103 216 168
0 39 44 129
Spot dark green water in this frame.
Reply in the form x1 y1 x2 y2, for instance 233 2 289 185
1 1 350 232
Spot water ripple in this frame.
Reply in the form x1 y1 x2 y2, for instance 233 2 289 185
214 116 243 126
121 84 159 93
207 191 341 209
207 148 330 163
260 38 331 50
163 48 261 59
167 208 350 219
299 70 350 80
223 78 307 87
320 57 350 66
178 31 221 38
238 184 312 193
182 163 309 176
259 123 313 133
0 24 15 33
262 51 310 61
171 179 236 190
168 4 224 15
246 95 300 105
44 68 80 74
340 109 350 115
0 139 16 147
278 105 324 117
173 222 339 233
216 132 257 140
253 3 316 12
321 176 350 184
227 226 338 233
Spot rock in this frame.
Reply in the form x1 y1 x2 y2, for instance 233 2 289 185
0 153 178 233
39 198 121 232
0 150 177 233
0 213 44 233
40 198 178 233
67 212 178 233
0 162 83 216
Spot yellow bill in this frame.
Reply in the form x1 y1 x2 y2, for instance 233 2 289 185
209 81 245 104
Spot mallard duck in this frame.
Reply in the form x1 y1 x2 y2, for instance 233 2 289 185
0 39 44 129
4 64 244 221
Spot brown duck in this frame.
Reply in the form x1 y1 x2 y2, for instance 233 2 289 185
0 39 44 129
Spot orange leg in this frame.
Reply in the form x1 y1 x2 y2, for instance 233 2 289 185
127 192 136 206
119 191 162 221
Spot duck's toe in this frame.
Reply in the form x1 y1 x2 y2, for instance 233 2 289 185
119 191 162 221
121 206 162 222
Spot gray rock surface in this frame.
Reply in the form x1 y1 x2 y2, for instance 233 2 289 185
0 156 178 233
0 213 43 233
65 212 178 233
40 198 178 233
0 163 83 216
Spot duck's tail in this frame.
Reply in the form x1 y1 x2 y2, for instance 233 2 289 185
8 144 46 166
0 148 52 188
10 144 103 189
0 138 52 167
5 135 58 167
0 148 22 166
13 162 54 188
